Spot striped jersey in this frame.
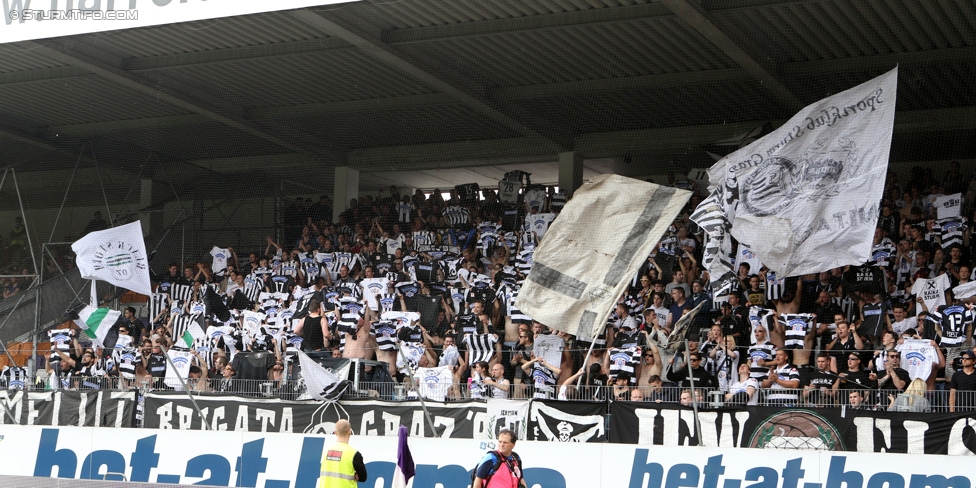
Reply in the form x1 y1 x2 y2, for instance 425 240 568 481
747 342 776 380
766 364 800 403
778 313 814 349
871 238 896 268
150 293 170 323
932 304 973 347
1 366 28 390
443 206 471 227
336 297 365 335
372 320 398 351
462 333 498 364
170 284 194 303
934 217 968 250
413 230 436 247
764 272 786 301
748 306 775 344
607 347 639 384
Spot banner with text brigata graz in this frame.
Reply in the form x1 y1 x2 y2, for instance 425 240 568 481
0 0 350 45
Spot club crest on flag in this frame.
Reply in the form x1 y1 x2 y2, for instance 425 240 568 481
694 67 897 277
72 221 152 297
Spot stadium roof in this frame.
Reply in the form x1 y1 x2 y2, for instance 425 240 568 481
0 0 974 210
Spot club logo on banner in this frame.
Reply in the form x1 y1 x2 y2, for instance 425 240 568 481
694 68 898 277
484 399 530 440
527 400 605 443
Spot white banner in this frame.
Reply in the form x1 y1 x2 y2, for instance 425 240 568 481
4 425 974 487
483 398 529 441
0 0 349 45
532 334 564 368
516 175 690 337
700 68 898 277
72 220 152 297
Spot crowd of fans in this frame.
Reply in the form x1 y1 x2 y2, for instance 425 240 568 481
5 165 976 413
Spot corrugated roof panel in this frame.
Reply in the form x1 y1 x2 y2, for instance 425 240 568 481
98 123 289 161
361 0 658 29
293 104 522 149
507 80 778 134
0 77 189 126
410 18 735 88
85 11 329 58
149 50 440 108
0 44 71 73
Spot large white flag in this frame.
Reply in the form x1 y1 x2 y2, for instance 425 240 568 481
696 68 898 277
72 221 152 296
516 175 690 337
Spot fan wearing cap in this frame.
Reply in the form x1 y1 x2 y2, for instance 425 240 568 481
665 350 717 390
949 349 976 412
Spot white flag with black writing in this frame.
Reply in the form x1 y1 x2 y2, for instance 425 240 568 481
697 68 897 277
516 175 690 337
72 221 152 296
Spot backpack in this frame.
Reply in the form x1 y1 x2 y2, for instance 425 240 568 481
469 450 523 487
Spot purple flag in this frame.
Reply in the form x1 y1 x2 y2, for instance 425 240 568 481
393 425 415 488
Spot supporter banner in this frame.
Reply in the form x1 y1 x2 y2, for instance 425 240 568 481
414 244 460 256
0 0 349 45
484 398 529 440
307 399 489 439
704 68 897 277
0 390 134 427
3 424 975 487
526 400 606 443
609 402 976 455
145 393 488 438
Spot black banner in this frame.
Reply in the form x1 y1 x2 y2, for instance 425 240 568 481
526 400 607 442
0 390 134 427
144 393 488 438
609 402 976 455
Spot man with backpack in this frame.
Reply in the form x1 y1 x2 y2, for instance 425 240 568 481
472 430 528 488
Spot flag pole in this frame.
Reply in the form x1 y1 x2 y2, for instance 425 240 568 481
683 339 704 447
395 341 438 437
159 346 212 431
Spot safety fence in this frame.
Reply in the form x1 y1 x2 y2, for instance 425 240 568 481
8 377 974 413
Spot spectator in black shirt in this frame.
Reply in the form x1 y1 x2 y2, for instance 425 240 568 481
949 349 976 412
834 353 875 395
665 351 718 390
869 349 910 393
803 353 839 406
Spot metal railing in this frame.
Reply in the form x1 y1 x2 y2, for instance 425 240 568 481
16 375 976 413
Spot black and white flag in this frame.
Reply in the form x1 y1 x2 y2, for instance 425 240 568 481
516 175 690 337
297 350 351 401
526 400 606 443
170 283 194 303
694 68 897 277
149 293 169 322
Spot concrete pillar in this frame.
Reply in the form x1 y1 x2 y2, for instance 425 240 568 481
333 166 360 223
558 151 583 198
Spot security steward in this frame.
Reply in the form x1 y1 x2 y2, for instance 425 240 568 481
320 419 368 488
